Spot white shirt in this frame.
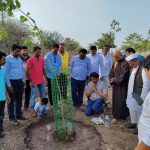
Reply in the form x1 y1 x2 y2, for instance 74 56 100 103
87 53 103 76
99 53 113 77
34 101 49 115
126 67 150 111
85 80 108 100
138 91 150 146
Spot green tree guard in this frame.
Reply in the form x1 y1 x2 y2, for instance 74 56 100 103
50 68 75 140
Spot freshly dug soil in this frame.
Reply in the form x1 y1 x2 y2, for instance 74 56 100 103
25 119 101 150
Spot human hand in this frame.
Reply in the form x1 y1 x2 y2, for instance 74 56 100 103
100 77 104 81
6 96 11 104
23 82 26 89
30 82 34 88
132 93 143 105
45 78 48 85
7 87 13 94
93 84 97 92
110 78 117 83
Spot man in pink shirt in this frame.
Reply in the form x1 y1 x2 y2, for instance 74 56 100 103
27 46 47 110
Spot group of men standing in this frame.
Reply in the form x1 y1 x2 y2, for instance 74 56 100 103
0 43 113 136
1 43 150 149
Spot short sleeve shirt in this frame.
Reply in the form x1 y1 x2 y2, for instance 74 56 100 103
0 66 6 101
86 80 108 100
27 57 45 84
34 101 49 115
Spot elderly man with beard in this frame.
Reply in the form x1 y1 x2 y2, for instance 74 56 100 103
109 50 130 123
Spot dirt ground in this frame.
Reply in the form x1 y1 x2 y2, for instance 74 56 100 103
0 89 138 150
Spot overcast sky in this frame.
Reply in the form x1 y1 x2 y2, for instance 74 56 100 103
15 0 150 48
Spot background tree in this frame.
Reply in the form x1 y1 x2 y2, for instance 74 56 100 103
95 20 121 49
64 37 80 51
0 0 42 50
41 31 64 49
120 32 150 51
0 13 31 53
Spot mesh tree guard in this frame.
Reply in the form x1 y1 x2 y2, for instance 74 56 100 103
50 68 75 140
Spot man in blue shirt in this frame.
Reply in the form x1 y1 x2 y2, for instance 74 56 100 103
45 44 62 105
70 48 91 109
5 44 26 125
0 51 10 138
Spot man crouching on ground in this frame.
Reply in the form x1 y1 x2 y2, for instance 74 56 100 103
85 72 108 116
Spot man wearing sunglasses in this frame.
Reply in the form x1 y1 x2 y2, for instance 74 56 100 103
45 44 62 105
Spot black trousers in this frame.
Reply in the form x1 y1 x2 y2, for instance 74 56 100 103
0 101 5 133
24 80 31 108
8 80 24 120
47 78 53 105
47 74 68 105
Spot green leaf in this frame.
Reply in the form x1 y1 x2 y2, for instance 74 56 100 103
0 4 3 11
0 29 8 41
24 38 33 48
27 12 30 16
33 26 38 31
20 15 28 23
15 0 21 8
7 9 13 16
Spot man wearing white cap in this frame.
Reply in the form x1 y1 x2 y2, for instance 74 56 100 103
125 53 150 134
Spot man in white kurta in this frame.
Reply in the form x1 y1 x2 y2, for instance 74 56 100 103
135 55 150 150
125 54 150 132
99 45 113 87
87 46 104 76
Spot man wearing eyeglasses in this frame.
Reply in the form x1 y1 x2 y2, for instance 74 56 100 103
45 44 62 105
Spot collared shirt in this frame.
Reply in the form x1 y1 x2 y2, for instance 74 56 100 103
87 53 103 75
138 91 150 147
27 56 45 84
5 54 25 87
21 55 30 80
138 54 145 63
70 55 91 81
85 80 108 100
0 66 6 101
126 67 150 111
58 51 69 74
45 52 62 79
99 53 113 77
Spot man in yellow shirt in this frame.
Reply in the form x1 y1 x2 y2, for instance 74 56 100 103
58 43 69 99
58 43 69 74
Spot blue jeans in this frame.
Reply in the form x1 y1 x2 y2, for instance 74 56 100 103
71 78 85 107
85 99 105 116
30 84 45 109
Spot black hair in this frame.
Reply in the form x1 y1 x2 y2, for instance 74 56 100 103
90 72 99 78
52 44 59 49
21 46 28 49
33 46 41 52
0 51 6 60
104 45 110 48
90 45 97 51
143 55 150 70
59 43 65 46
41 97 48 105
79 48 87 54
125 48 136 53
11 44 21 51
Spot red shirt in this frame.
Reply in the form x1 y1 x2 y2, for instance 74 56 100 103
27 56 45 84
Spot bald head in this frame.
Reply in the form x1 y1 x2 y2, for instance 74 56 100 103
114 50 123 62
